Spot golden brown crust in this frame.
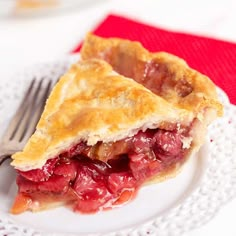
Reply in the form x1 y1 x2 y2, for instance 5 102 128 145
12 35 223 172
80 34 223 161
12 59 194 171
81 33 223 117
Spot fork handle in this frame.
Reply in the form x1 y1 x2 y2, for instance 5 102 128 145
0 148 17 165
0 154 11 165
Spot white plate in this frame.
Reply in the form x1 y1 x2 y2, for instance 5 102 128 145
0 55 235 236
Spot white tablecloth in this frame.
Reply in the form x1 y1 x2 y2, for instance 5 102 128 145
0 0 235 235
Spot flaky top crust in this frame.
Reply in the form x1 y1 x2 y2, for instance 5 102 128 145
81 34 223 117
12 59 194 171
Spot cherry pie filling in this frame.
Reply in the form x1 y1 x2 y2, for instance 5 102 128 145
12 126 191 214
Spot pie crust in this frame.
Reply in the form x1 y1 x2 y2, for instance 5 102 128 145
11 59 198 171
81 33 222 116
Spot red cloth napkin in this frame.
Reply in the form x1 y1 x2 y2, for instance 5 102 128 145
73 14 236 105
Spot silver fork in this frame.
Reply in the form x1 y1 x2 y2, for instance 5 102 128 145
0 78 54 165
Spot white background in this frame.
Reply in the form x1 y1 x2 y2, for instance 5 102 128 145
0 0 236 235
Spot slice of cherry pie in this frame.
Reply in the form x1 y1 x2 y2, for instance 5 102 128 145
11 50 222 214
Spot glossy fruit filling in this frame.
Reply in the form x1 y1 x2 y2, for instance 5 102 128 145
13 127 190 214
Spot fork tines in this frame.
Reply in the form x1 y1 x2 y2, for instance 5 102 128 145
2 78 53 146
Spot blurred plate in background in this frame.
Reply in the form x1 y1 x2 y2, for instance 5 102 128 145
0 0 105 17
